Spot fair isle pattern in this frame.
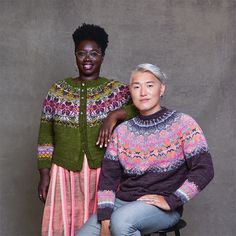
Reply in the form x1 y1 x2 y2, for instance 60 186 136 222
105 111 209 175
174 180 199 203
180 119 209 159
38 144 54 160
104 152 119 162
41 79 130 128
87 82 129 126
98 190 116 209
127 110 177 135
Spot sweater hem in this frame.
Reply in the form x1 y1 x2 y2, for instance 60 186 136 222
52 158 102 172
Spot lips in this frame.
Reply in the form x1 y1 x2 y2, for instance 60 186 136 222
139 99 149 103
83 64 93 70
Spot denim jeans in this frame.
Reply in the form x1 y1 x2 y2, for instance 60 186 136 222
76 198 180 236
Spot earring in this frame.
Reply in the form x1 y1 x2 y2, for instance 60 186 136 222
160 94 164 98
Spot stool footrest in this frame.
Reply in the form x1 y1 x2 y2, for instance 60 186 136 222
144 219 187 236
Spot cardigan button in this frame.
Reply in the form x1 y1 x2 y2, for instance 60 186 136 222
80 112 83 114
82 83 85 86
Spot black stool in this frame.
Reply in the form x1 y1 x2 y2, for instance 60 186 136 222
144 219 187 236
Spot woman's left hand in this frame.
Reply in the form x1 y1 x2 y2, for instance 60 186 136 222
138 194 171 211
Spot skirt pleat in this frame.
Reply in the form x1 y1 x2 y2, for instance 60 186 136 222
41 156 100 236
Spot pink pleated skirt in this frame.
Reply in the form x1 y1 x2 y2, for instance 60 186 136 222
41 156 100 236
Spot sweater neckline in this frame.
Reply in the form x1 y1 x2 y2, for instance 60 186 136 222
138 107 168 121
65 77 108 88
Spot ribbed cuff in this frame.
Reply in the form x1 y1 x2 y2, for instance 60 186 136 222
97 207 113 221
164 193 183 211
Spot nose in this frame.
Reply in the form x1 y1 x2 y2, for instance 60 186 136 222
140 86 147 96
84 53 91 61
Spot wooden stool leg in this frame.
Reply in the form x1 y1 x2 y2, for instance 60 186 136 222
159 232 167 236
175 230 180 236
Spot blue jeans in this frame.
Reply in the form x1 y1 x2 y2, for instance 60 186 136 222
77 198 181 236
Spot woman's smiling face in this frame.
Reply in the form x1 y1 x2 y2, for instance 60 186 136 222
75 40 103 79
130 71 165 116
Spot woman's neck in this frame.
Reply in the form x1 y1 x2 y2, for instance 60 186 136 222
78 73 100 81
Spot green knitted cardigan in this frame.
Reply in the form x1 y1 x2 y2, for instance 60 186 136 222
37 77 136 171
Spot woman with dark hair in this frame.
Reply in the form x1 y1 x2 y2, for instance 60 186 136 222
37 23 135 236
77 63 214 236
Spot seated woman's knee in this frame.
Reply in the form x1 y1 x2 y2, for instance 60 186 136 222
110 210 135 235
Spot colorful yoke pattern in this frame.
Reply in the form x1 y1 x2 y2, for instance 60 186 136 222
97 108 214 221
37 77 136 171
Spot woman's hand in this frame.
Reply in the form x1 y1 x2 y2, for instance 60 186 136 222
96 114 116 148
100 220 111 236
38 168 50 203
138 194 171 211
96 108 127 148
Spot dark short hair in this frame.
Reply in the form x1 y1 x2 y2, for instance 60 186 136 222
72 23 109 56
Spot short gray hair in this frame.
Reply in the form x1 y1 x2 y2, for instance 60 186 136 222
131 63 167 84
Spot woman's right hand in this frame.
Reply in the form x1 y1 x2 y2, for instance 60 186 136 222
38 168 50 203
96 108 128 148
100 220 111 236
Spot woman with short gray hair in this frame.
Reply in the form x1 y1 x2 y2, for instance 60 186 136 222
77 63 214 236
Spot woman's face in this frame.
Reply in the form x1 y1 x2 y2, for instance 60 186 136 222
129 71 165 116
75 40 103 78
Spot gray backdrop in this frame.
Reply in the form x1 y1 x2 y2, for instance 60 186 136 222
0 0 235 235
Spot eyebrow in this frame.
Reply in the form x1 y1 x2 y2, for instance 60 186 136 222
131 81 155 85
76 49 101 52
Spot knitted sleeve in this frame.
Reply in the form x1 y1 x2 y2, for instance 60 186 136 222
37 85 55 169
97 129 122 221
123 101 138 120
111 81 137 119
164 114 214 210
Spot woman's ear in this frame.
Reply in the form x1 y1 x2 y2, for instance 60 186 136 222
160 84 166 97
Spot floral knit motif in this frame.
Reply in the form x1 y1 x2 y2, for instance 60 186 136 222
174 180 199 203
97 108 214 221
105 111 209 174
37 77 136 171
41 79 130 128
98 190 116 209
38 144 54 160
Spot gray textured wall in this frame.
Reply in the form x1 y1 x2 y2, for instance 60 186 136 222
0 0 235 235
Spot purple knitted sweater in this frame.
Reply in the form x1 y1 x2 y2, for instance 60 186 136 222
97 108 214 221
